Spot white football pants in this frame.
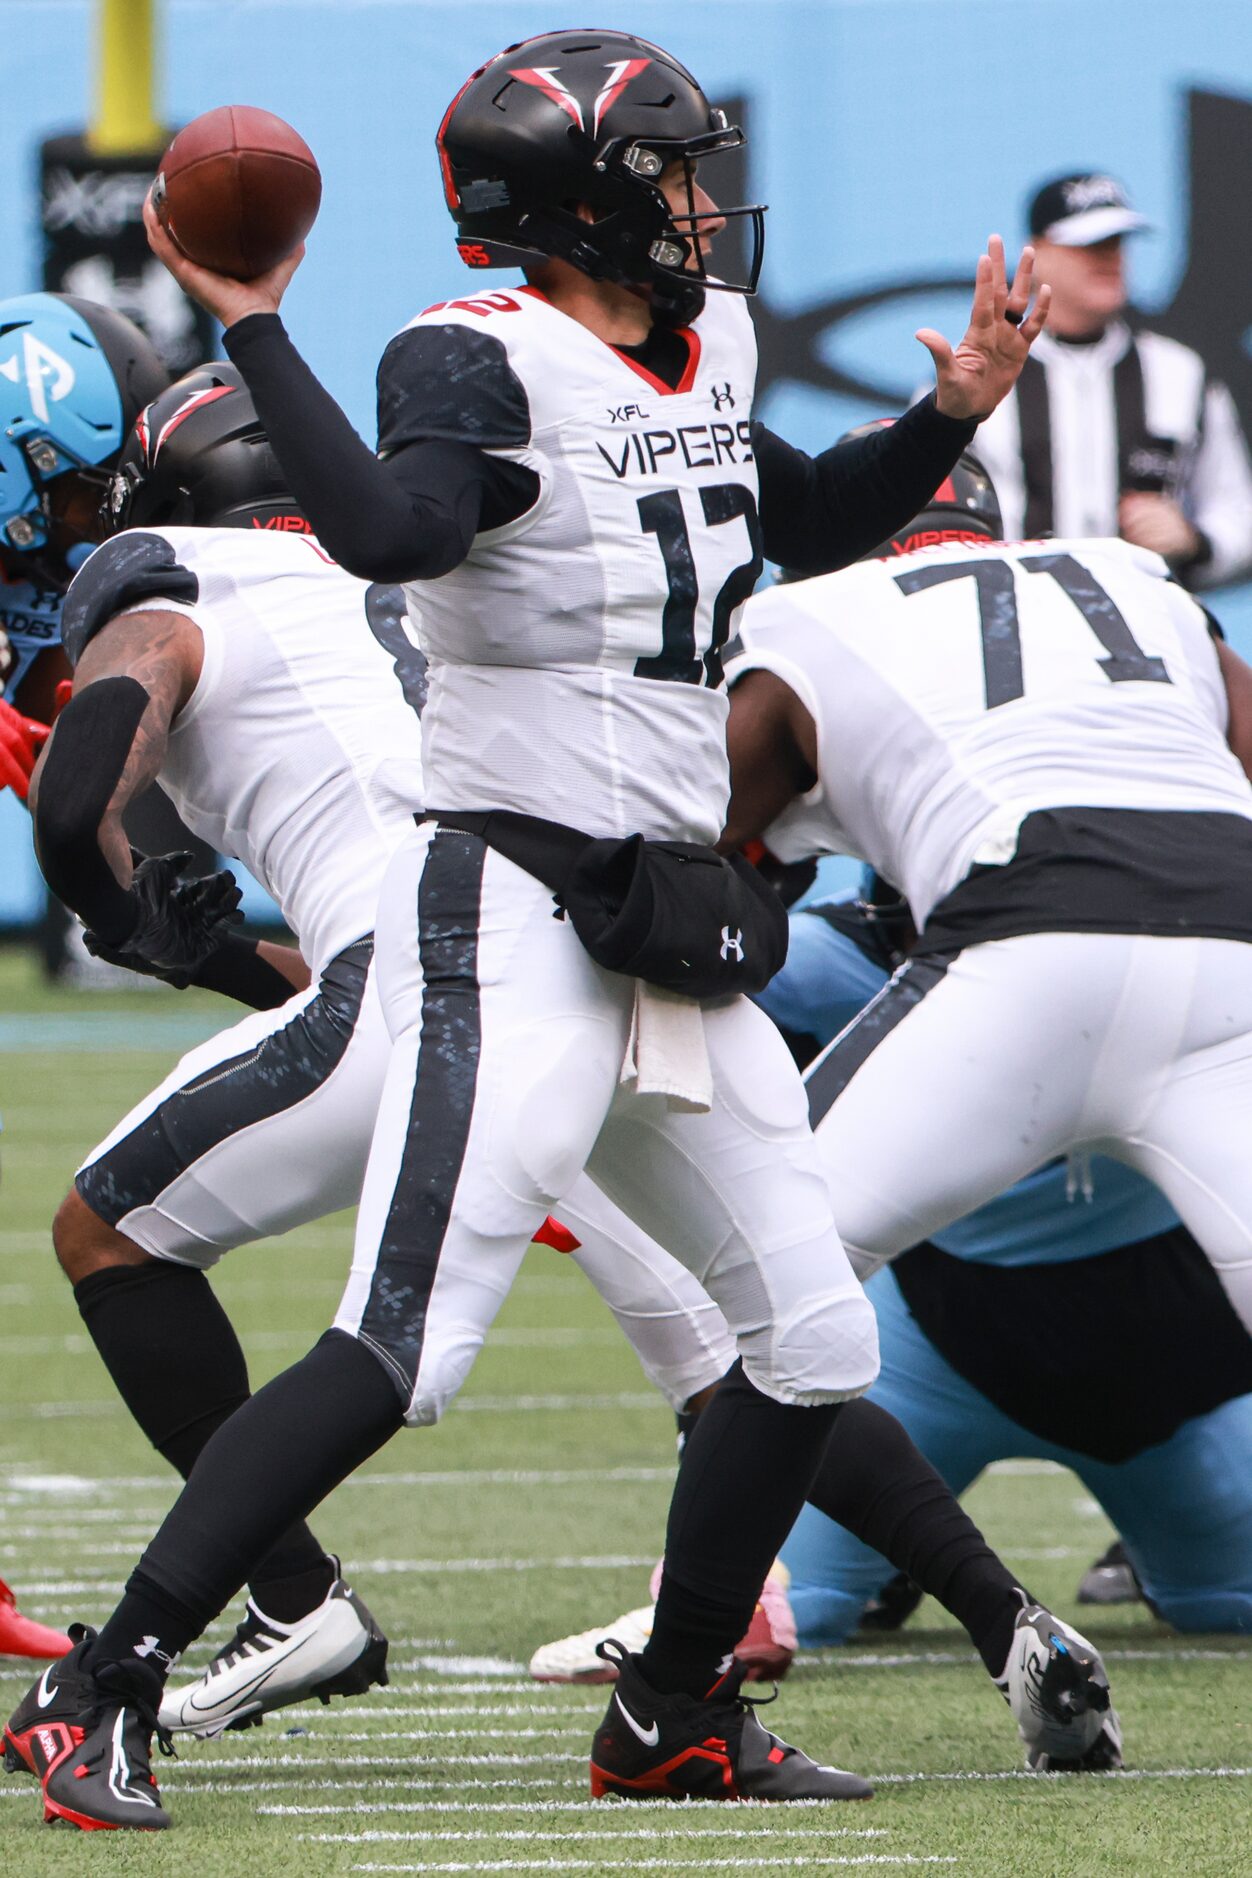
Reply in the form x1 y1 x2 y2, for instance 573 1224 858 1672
804 931 1252 1335
334 825 878 1425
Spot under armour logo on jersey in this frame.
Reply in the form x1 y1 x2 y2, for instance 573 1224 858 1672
720 926 745 962
711 382 735 410
0 334 75 425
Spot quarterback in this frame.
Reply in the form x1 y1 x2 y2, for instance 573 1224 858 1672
12 31 1049 1829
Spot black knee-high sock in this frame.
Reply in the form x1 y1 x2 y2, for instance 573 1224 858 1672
74 1264 338 1618
641 1361 841 1698
93 1329 404 1687
808 1396 1026 1676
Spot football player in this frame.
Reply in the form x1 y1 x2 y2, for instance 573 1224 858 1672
3 365 840 1748
16 30 1052 1828
0 289 168 1659
717 462 1252 1340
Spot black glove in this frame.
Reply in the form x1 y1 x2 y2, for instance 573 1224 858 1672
84 852 243 980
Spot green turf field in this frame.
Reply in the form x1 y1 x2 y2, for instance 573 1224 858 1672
0 946 1248 1874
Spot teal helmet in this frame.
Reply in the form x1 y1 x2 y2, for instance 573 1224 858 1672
0 292 169 564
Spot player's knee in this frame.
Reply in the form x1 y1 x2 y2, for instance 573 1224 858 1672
52 1186 150 1285
1145 1585 1252 1634
400 1328 486 1428
743 1284 880 1406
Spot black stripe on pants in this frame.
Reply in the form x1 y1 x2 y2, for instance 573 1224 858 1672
77 938 374 1228
805 954 949 1128
356 828 487 1404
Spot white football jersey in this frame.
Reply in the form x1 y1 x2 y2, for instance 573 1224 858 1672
381 285 762 843
736 536 1252 925
62 527 427 972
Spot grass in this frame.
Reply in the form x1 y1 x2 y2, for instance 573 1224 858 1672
0 946 1249 1874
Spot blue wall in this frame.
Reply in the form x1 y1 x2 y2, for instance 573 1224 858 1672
3 0 1251 924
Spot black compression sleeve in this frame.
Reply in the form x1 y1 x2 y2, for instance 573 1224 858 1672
223 314 537 581
187 935 301 1010
754 394 979 575
33 678 149 944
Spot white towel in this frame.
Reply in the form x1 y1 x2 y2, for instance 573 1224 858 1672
620 981 713 1113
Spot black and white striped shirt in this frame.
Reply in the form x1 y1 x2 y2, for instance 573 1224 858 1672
962 323 1252 589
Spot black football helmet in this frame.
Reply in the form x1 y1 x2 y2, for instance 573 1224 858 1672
103 364 308 535
843 420 1003 559
436 28 765 323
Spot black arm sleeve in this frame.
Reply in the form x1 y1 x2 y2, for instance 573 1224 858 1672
223 314 539 583
754 394 979 575
33 678 150 943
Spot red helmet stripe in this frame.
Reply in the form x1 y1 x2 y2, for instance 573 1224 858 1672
931 474 957 504
591 57 651 135
511 67 587 131
150 385 235 464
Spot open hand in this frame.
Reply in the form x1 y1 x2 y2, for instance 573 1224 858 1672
916 235 1050 423
144 191 305 331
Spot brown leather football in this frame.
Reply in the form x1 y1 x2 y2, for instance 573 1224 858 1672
153 105 321 280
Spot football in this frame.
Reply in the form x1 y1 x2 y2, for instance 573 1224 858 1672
152 105 321 280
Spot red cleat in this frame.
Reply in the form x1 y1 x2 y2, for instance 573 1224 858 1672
0 1579 72 1660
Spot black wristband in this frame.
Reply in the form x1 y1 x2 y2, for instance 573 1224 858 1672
33 678 149 943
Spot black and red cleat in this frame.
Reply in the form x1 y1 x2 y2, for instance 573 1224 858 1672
4 1626 172 1828
588 1640 872 1802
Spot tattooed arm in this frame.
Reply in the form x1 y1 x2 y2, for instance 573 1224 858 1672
35 607 203 884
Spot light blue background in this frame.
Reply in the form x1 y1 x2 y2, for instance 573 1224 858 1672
3 0 1251 924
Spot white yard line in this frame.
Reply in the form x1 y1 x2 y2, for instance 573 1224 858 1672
309 1828 889 1843
349 1860 956 1873
253 1767 1252 1815
343 1558 655 1576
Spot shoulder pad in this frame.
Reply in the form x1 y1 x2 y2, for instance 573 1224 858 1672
62 534 199 668
377 322 531 455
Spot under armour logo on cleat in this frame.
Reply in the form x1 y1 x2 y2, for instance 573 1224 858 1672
133 1636 173 1667
720 926 745 962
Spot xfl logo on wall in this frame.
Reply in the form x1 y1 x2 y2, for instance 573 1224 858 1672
720 88 1252 447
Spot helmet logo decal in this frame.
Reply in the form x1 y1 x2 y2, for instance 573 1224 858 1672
511 66 586 131
510 58 653 136
591 58 651 134
144 385 235 465
931 475 957 503
0 335 76 425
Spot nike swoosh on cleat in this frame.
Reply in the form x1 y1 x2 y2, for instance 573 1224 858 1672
34 1669 56 1710
612 1691 660 1749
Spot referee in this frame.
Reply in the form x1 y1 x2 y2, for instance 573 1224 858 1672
968 172 1252 589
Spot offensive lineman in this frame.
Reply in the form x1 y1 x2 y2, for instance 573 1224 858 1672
13 31 1051 1828
718 490 1252 1337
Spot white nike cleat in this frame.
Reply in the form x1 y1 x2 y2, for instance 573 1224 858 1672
158 1575 388 1737
529 1560 797 1686
997 1603 1123 1770
530 1605 655 1684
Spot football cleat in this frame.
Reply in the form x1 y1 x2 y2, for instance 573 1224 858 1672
158 1572 388 1737
997 1603 1123 1771
530 1560 796 1685
589 1640 872 1801
530 1604 655 1684
1077 1539 1144 1608
0 1578 72 1661
4 1626 172 1829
